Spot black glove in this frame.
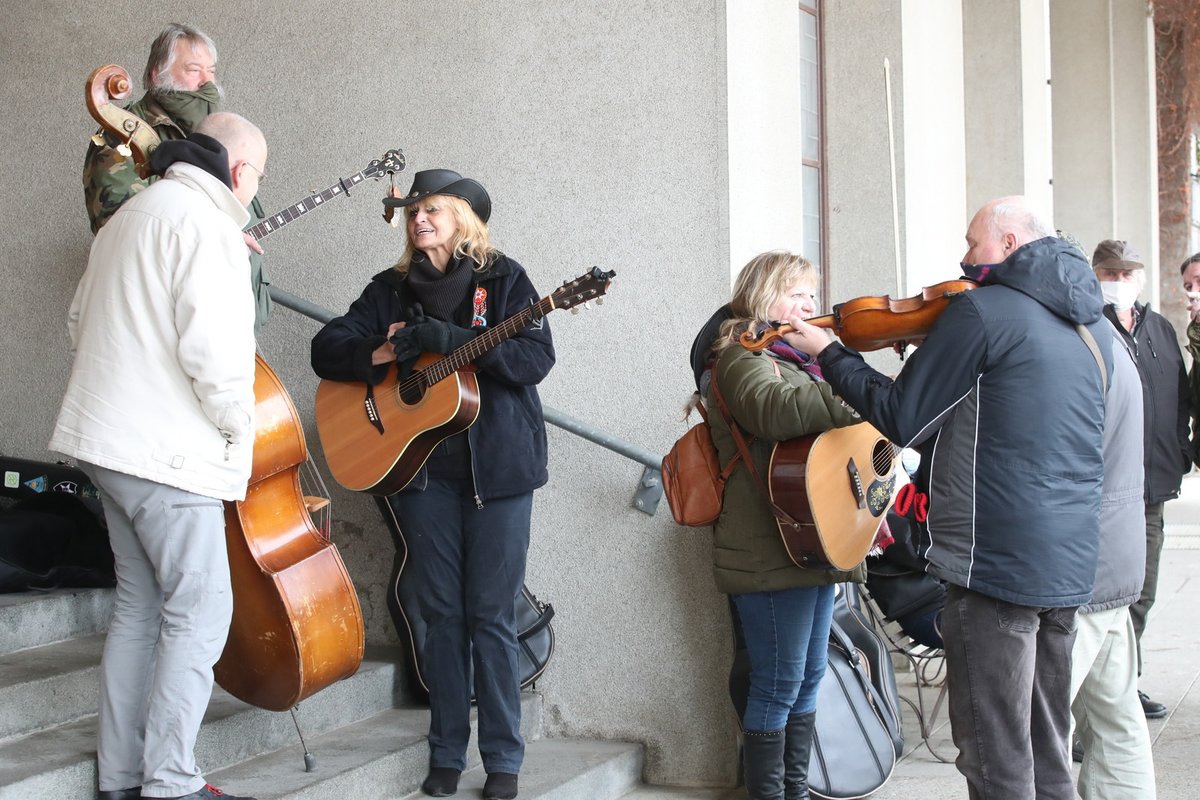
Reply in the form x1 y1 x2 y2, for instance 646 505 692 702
411 318 474 354
389 326 423 363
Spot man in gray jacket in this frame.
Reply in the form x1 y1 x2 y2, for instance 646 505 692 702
1070 329 1156 799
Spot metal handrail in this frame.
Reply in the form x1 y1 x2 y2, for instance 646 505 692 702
268 286 664 514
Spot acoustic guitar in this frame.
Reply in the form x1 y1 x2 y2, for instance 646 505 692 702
769 422 899 571
315 267 615 495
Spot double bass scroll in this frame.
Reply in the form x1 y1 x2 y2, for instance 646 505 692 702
85 64 160 178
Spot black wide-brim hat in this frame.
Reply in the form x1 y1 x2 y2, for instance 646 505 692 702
382 168 491 223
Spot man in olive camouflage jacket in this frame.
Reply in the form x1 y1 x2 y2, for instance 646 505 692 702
83 22 270 330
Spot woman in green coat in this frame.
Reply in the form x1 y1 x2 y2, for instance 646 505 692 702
702 251 863 800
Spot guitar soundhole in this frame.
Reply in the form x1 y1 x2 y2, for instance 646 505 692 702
870 439 895 477
398 375 426 405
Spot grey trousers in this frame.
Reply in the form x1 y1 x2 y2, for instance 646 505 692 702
82 463 232 798
1129 501 1165 675
1070 606 1156 800
941 584 1079 800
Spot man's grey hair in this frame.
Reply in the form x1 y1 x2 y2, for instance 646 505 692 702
143 23 219 91
985 195 1055 243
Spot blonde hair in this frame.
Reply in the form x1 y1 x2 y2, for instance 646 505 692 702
711 251 817 355
393 194 497 275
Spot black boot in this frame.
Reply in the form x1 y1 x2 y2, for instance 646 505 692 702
742 729 786 800
783 712 816 800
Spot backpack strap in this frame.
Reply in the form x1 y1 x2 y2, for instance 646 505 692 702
710 360 806 530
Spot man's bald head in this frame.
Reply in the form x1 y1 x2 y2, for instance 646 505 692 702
196 112 267 206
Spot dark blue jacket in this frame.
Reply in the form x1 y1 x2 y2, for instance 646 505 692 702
310 254 554 502
819 236 1112 607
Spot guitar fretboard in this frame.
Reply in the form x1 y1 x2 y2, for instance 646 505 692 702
404 296 558 390
247 172 368 241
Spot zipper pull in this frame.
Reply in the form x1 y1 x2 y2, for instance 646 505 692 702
224 441 232 462
474 494 484 509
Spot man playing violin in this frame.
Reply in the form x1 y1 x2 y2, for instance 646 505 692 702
788 195 1112 800
53 112 266 800
83 22 271 331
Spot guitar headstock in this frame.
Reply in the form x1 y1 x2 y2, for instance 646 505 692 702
550 267 616 313
363 149 406 180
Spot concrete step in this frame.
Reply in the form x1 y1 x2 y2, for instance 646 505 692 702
0 646 409 800
0 632 104 740
618 789 742 800
0 588 111 654
395 738 644 800
204 694 548 799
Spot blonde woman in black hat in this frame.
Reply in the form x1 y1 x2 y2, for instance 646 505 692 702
311 169 555 800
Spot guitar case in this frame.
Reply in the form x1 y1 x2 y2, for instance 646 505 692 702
375 496 555 700
808 619 898 799
832 583 905 757
728 589 897 799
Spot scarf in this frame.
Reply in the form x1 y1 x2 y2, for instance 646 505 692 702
150 82 221 134
767 339 824 380
406 254 475 321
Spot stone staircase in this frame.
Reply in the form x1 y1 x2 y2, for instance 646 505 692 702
0 588 648 800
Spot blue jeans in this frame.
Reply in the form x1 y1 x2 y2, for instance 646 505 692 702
392 479 531 774
941 584 1078 800
732 584 835 732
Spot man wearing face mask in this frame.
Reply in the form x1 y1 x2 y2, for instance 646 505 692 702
1092 239 1191 721
82 23 271 331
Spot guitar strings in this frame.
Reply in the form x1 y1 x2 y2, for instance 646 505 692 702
393 296 556 398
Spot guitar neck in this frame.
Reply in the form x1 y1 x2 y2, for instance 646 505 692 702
247 171 369 241
420 296 558 384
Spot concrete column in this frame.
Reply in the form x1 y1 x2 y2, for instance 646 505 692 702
900 1 968 290
1051 0 1159 298
725 0 805 276
962 0 1054 216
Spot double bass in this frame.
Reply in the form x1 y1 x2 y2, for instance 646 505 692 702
216 356 364 711
85 65 364 711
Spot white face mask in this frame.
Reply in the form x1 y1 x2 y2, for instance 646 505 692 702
1099 280 1139 311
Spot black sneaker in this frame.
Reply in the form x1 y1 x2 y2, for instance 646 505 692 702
1139 690 1167 719
421 767 461 797
483 772 519 800
98 789 140 800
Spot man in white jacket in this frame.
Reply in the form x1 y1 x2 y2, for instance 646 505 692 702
50 112 266 800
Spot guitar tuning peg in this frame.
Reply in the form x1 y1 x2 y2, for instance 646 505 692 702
595 297 604 305
115 143 132 158
91 133 106 147
570 307 580 315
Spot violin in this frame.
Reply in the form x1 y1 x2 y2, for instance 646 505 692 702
85 65 160 179
740 279 977 353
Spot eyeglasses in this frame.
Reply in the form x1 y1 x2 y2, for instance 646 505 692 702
241 161 267 185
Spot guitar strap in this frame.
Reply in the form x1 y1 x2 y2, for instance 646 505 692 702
710 362 805 531
1075 323 1108 395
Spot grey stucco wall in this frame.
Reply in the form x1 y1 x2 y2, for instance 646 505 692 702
1 0 739 787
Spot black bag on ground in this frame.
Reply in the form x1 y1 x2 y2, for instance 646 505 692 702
375 496 554 700
0 492 114 592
